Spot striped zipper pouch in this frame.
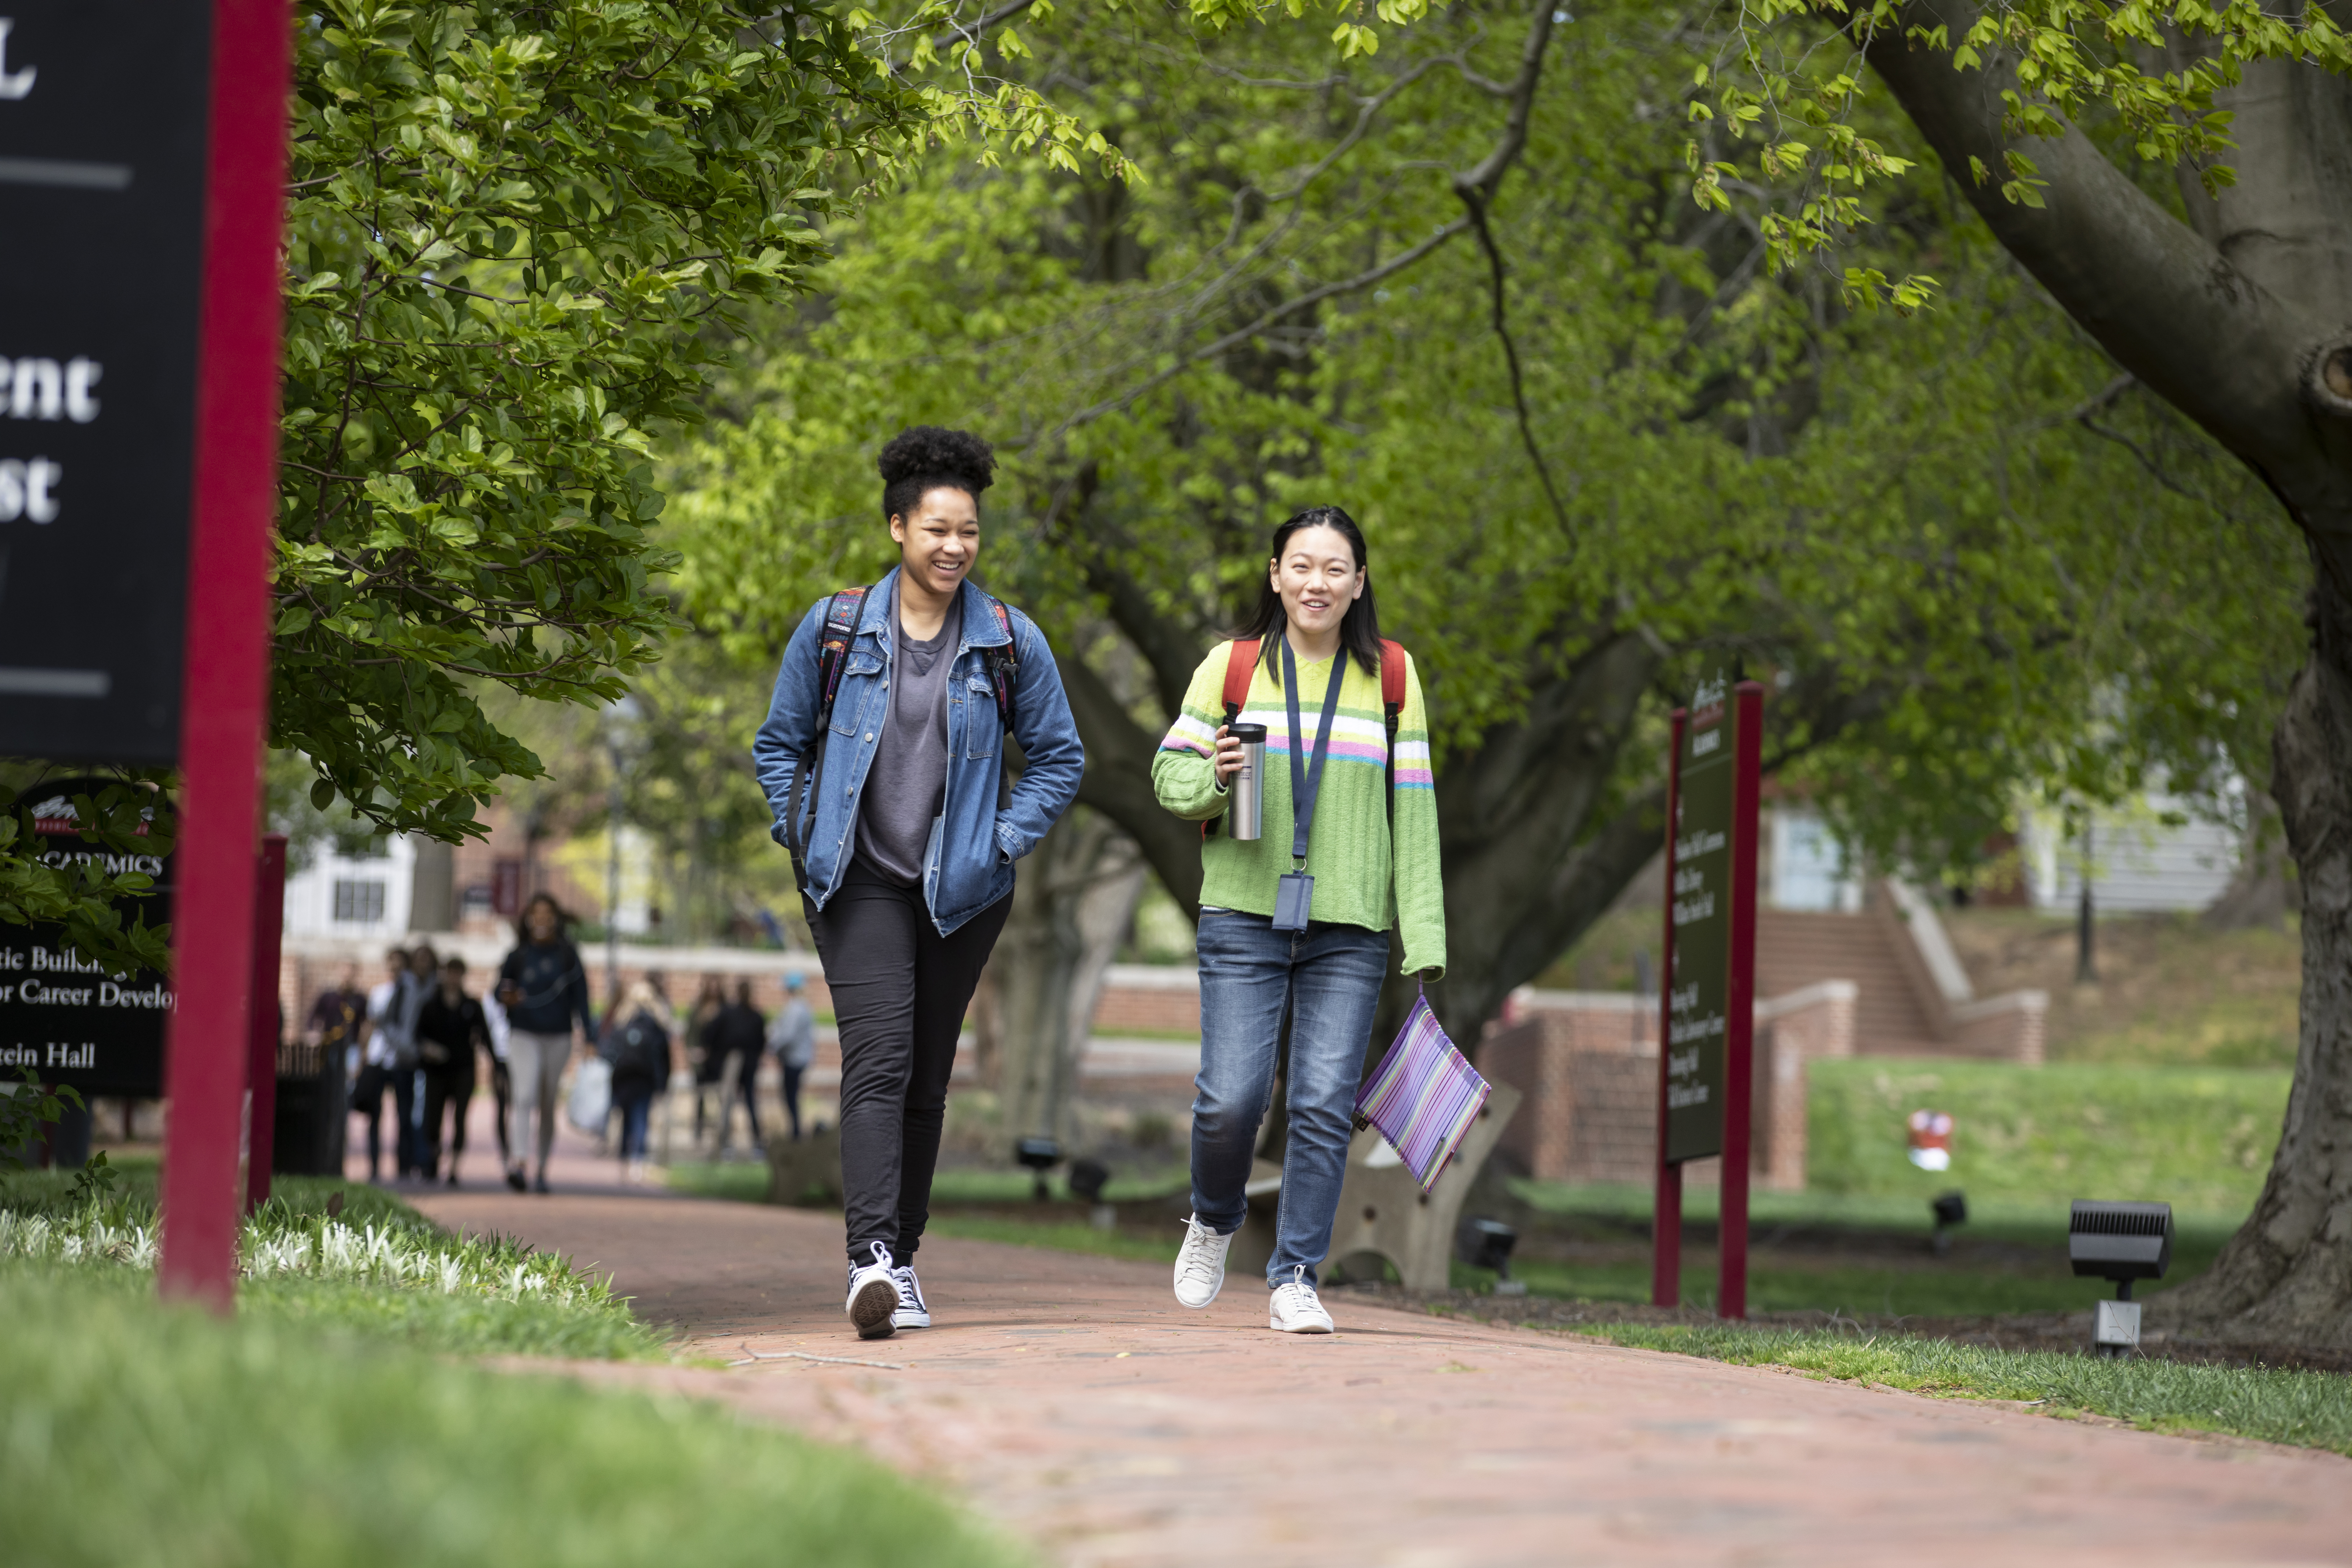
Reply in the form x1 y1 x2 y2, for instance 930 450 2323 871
1353 990 1490 1192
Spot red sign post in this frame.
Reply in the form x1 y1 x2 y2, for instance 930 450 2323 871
155 0 294 1308
1652 674 1764 1317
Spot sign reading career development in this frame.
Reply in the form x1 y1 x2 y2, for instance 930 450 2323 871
0 781 175 1097
0 4 216 762
1663 666 1736 1163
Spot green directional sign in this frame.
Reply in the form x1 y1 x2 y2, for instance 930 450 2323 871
1665 665 1735 1164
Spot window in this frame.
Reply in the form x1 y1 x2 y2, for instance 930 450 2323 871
332 880 387 924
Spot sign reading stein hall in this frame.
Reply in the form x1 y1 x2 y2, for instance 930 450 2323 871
0 779 175 1097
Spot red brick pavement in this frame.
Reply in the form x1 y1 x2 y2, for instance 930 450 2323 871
411 1172 2352 1568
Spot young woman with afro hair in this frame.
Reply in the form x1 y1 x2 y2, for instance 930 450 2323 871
754 426 1085 1339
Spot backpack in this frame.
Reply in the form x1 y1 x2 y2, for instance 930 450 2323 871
782 582 1021 867
1203 638 1408 840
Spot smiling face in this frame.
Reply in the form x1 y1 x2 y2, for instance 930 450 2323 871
525 898 558 943
891 485 981 600
1270 524 1365 644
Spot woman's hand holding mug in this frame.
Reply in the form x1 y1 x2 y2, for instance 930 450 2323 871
1212 724 1246 786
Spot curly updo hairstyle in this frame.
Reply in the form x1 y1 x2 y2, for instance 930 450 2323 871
878 426 996 523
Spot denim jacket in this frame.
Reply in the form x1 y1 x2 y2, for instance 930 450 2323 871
752 571 1085 934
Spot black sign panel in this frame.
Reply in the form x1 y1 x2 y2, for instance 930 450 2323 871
1664 666 1734 1163
0 3 215 762
0 778 173 1095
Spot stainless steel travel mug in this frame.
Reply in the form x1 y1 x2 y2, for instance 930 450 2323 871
1228 723 1267 840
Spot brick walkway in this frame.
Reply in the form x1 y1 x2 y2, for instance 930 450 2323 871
411 1166 2352 1568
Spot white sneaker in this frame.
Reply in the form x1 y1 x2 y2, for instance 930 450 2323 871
1173 1213 1234 1309
845 1241 899 1340
890 1263 931 1330
1269 1266 1335 1334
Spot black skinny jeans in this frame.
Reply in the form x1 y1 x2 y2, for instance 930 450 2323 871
810 859 1010 1267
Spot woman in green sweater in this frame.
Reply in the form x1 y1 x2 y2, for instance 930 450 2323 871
1152 506 1446 1332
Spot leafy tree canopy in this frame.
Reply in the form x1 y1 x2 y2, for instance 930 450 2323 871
669 0 2302 960
5 0 1110 973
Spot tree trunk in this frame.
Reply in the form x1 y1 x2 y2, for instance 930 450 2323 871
974 807 1148 1156
2202 789 2297 932
1864 3 2352 1340
2159 574 2352 1345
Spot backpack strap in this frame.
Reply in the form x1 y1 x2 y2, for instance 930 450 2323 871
977 592 1019 735
1222 638 1260 722
1202 638 1261 841
783 586 872 860
1379 639 1407 831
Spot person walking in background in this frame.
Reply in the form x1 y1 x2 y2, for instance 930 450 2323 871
1153 505 1446 1335
354 947 414 1183
688 974 728 1148
480 977 514 1169
415 956 490 1186
604 980 673 1184
348 950 404 1185
702 979 768 1157
401 944 439 1178
305 964 366 1065
496 894 595 1194
754 425 1084 1339
768 973 816 1141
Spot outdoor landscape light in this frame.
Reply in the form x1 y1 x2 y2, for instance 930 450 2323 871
2068 1200 2172 1358
1066 1156 1114 1230
1461 1217 1526 1296
1015 1136 1063 1201
1930 1190 1968 1256
1066 1156 1110 1203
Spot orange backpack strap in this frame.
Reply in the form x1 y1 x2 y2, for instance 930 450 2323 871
1202 639 1262 842
1378 639 1406 721
1379 640 1407 827
1221 638 1260 722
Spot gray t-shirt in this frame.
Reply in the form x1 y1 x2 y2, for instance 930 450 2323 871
856 584 962 886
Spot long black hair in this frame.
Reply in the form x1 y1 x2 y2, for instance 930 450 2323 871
1234 505 1385 683
514 891 573 947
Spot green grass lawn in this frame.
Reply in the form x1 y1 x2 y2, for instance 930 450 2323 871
2 1163 1029 1566
2 1163 666 1359
1497 1181 2246 1317
1806 1057 2289 1213
1567 1320 2352 1454
0 1264 1026 1568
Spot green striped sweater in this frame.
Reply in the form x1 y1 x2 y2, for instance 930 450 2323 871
1151 640 1446 977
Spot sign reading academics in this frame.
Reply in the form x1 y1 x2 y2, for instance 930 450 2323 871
0 3 216 762
0 780 174 1096
1663 666 1737 1163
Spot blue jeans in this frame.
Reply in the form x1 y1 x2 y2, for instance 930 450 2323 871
1190 911 1390 1288
615 1088 652 1160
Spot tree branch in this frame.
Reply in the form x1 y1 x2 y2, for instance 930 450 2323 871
1862 2 2352 587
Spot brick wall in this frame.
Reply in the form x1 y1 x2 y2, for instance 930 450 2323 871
1087 965 1201 1035
1479 981 1856 1190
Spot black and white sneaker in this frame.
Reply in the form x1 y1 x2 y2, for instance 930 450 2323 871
845 1241 899 1340
890 1263 931 1330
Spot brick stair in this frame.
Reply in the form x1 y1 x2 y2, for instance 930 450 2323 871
1757 910 1940 1055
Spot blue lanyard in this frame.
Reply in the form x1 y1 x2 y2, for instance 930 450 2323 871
1282 638 1349 867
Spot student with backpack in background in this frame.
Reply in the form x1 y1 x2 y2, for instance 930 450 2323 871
754 426 1084 1340
604 980 674 1184
1152 506 1446 1334
496 894 596 1194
